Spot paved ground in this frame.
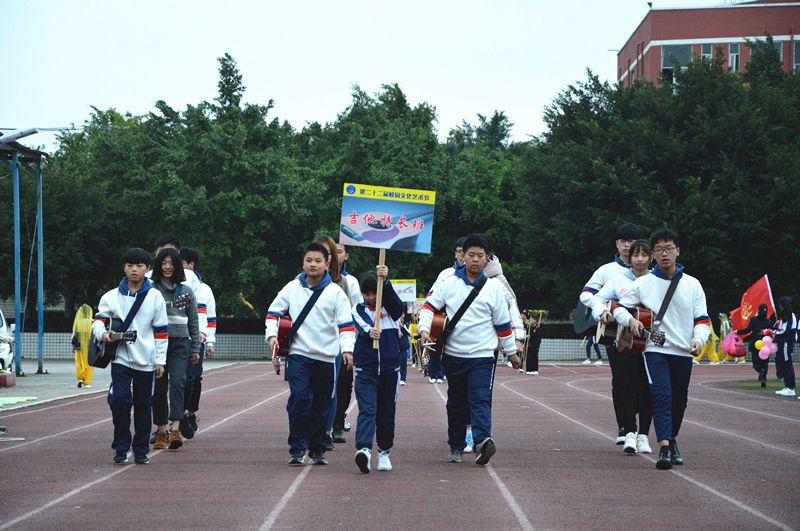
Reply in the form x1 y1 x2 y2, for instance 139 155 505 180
0 361 797 530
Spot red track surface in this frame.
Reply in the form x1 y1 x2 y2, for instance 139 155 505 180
1 362 798 530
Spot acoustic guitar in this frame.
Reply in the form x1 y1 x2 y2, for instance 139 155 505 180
616 307 665 353
595 300 618 346
339 209 434 251
573 301 596 336
166 294 191 310
88 318 138 368
273 316 294 358
423 312 448 356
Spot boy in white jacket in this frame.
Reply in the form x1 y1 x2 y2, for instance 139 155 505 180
93 248 168 465
266 243 355 466
613 229 710 470
419 234 521 466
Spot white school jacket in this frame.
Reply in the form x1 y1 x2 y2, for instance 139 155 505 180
580 254 630 306
589 269 638 322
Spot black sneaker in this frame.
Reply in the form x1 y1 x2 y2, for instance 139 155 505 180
615 427 626 445
77 381 83 388
149 429 159 445
113 449 130 464
288 453 305 466
446 449 463 463
310 452 328 465
188 413 199 433
669 440 683 465
323 434 335 451
180 414 195 440
474 437 496 465
134 453 149 465
332 428 346 443
656 445 673 470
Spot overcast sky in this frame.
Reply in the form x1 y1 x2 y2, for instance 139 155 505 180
3 0 727 152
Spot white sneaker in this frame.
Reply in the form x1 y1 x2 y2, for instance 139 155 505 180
355 448 371 473
377 451 392 471
429 378 436 384
532 371 538 375
506 361 513 368
464 430 474 454
526 371 534 375
399 380 406 386
692 359 700 365
594 360 603 365
737 358 746 364
636 434 652 454
84 384 91 388
775 388 796 396
436 379 443 384
623 432 637 453
344 418 351 431
519 368 524 373
582 359 592 365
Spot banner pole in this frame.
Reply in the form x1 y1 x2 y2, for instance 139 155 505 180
373 248 386 348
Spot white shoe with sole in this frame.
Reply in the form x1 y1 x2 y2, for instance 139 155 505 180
582 359 592 365
355 448 371 473
775 387 796 396
377 451 392 471
594 360 603 365
636 434 652 454
623 432 637 454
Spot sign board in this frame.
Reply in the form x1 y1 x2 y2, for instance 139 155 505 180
339 183 436 253
390 279 416 302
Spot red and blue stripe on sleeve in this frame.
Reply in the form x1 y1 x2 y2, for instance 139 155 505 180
339 321 356 334
266 311 282 323
581 286 599 296
198 303 208 315
207 317 217 329
694 315 710 328
422 301 440 314
494 321 513 338
153 325 169 340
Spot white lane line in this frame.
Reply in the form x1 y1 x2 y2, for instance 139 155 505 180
0 363 244 417
258 466 313 531
433 383 535 531
501 381 796 531
0 372 271 453
0 386 289 530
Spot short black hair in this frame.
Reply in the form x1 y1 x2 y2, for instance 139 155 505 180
180 247 201 268
462 234 492 255
454 237 467 251
649 228 679 248
616 223 642 241
122 247 151 267
629 239 653 257
154 234 181 251
360 272 379 294
304 242 329 262
151 247 186 284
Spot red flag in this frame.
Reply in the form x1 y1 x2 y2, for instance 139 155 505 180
730 275 775 336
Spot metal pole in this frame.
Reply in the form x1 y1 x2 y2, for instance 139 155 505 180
36 159 44 374
12 152 22 376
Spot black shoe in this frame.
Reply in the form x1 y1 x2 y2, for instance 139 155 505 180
149 429 159 445
188 413 198 433
288 453 305 466
113 449 130 464
475 437 496 465
134 453 149 465
77 381 83 388
615 427 626 445
670 440 683 465
761 381 767 388
310 452 328 465
332 428 346 443
323 434 335 451
180 414 195 440
656 446 673 470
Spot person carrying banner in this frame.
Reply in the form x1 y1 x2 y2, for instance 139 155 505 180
734 304 774 386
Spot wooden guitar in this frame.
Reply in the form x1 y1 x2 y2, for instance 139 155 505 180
574 301 596 336
273 316 294 358
616 307 665 353
595 300 618 346
424 312 448 356
166 294 191 310
339 209 434 251
88 318 138 368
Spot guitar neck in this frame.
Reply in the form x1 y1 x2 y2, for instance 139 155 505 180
404 209 434 222
108 332 127 342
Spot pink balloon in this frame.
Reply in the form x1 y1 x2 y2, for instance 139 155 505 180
759 347 770 360
770 344 778 354
762 336 773 347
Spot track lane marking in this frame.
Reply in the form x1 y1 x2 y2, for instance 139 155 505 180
501 380 796 531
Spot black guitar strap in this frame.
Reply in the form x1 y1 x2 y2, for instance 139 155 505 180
651 272 682 335
436 275 488 348
280 289 324 349
120 290 149 333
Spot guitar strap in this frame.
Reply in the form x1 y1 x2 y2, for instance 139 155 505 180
120 290 149 333
435 275 488 349
280 289 324 349
651 272 682 335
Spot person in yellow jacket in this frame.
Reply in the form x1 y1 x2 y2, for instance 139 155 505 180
694 320 722 364
72 304 94 388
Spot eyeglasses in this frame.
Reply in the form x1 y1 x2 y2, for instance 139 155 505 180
617 239 635 244
653 246 677 255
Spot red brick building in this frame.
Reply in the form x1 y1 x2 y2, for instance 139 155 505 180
617 0 800 86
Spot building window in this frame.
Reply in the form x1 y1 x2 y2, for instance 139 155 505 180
729 43 740 72
773 41 783 61
662 44 692 81
795 41 800 70
701 44 712 61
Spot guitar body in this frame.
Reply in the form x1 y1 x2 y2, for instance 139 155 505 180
574 301 596 336
595 300 618 346
275 316 293 358
339 209 433 251
427 312 448 356
88 319 138 369
617 308 654 353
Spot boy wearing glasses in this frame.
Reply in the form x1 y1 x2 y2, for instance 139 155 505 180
613 229 710 470
580 223 642 444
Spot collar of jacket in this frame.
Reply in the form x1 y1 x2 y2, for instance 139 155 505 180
340 261 349 276
454 267 486 286
299 270 332 291
614 253 630 268
119 277 153 297
651 263 684 280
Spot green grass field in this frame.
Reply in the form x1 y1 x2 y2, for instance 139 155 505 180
728 379 788 394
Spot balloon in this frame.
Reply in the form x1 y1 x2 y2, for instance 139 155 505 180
762 336 773 346
759 347 770 360
755 340 764 350
770 344 778 354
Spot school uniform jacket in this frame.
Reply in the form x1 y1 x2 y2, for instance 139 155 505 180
194 272 217 346
775 314 797 355
340 262 364 308
589 269 638 322
613 264 710 358
147 269 208 338
580 254 630 306
265 271 355 362
419 269 516 359
351 279 405 374
92 278 169 371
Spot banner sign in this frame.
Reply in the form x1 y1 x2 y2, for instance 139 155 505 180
390 279 416 302
339 183 436 253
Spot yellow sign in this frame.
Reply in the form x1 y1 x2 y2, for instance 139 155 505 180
343 183 436 205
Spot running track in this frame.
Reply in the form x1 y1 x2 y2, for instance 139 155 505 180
1 362 798 530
